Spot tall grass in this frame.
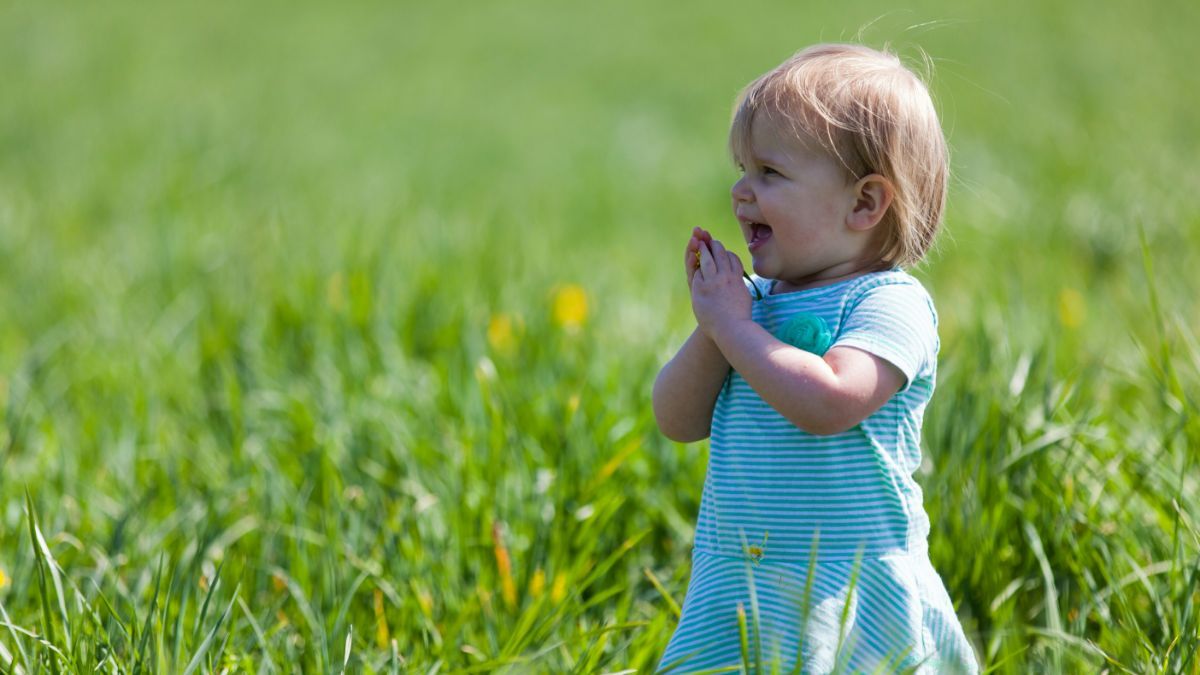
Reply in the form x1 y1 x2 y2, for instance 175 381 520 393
1 0 1198 671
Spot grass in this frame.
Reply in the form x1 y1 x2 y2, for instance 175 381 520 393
1 0 1198 672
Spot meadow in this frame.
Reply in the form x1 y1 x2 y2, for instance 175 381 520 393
1 0 1198 672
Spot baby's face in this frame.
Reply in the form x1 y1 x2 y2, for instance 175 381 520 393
730 116 873 292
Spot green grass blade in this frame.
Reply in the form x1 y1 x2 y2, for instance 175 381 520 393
192 558 224 642
1024 522 1063 670
737 601 751 670
331 570 370 650
270 566 326 670
25 489 59 675
341 624 353 673
643 566 682 620
831 550 864 675
172 579 191 673
0 598 34 674
0 635 14 673
134 554 166 674
790 533 820 675
28 502 71 648
182 583 240 675
236 595 276 673
743 559 763 672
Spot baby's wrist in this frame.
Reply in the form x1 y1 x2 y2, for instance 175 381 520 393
706 316 755 350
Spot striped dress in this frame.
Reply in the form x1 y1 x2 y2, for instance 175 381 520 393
659 270 978 674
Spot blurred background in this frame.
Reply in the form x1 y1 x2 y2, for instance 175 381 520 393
1 0 1198 672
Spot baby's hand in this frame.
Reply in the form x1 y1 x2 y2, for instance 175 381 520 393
690 235 752 339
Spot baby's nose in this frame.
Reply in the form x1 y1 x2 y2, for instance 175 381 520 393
731 176 753 202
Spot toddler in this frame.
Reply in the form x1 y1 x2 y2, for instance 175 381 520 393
653 44 978 673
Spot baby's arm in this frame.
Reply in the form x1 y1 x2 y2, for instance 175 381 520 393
709 324 903 435
652 228 732 442
690 239 904 435
653 327 730 442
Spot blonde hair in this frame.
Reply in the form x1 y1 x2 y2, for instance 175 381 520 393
730 44 948 268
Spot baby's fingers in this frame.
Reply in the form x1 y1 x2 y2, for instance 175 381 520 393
685 236 703 283
696 237 717 280
708 239 728 275
726 250 744 276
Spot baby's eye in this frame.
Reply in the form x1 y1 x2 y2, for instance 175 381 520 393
762 166 781 177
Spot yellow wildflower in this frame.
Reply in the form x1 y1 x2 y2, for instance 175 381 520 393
0 566 8 589
745 532 769 565
487 313 518 354
529 567 546 601
551 573 568 603
491 521 517 609
374 588 390 650
552 284 589 332
416 586 434 616
1058 288 1085 329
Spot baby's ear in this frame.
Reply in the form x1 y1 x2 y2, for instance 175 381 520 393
846 174 894 231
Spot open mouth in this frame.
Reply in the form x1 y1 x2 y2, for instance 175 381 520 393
748 222 773 251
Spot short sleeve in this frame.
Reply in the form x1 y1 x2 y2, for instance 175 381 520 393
833 281 939 391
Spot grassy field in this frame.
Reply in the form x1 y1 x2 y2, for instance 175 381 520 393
1 0 1198 672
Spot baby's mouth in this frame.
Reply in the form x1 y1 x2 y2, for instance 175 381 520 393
748 222 773 251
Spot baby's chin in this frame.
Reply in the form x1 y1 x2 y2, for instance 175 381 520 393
749 256 776 279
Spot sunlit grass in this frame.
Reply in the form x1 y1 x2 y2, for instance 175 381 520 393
1 0 1198 672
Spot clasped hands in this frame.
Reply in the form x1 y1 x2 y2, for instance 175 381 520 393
685 226 753 341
